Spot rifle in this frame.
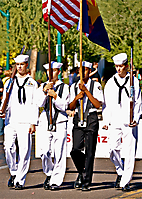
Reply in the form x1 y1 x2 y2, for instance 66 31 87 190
130 45 134 125
1 66 17 114
0 45 25 115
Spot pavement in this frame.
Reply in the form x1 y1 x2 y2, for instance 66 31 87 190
1 134 142 199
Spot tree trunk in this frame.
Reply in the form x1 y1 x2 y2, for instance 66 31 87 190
29 45 38 79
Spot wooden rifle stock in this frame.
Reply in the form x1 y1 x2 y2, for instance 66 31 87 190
130 46 134 125
1 66 17 114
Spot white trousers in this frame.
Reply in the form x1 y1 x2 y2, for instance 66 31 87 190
108 124 137 187
37 113 67 186
4 123 32 186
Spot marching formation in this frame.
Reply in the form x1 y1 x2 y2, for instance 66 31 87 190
0 53 141 193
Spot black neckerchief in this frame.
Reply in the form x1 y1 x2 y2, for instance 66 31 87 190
15 76 29 104
114 75 129 104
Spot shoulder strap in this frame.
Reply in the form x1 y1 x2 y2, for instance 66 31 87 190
53 83 64 125
74 80 80 108
74 81 78 96
43 82 47 89
84 80 94 120
77 80 95 122
44 83 65 130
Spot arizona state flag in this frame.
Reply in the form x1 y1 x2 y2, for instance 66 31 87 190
85 0 111 51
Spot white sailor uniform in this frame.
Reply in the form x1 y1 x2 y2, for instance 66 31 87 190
2 74 38 186
103 73 141 187
36 79 69 186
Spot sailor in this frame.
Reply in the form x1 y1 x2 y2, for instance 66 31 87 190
89 61 101 83
69 61 104 191
102 53 141 191
1 54 38 190
36 61 69 190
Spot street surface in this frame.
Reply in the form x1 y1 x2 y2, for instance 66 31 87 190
0 134 142 199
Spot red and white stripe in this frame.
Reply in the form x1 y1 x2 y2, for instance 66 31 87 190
42 0 80 34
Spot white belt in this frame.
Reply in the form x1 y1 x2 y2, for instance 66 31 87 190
75 108 97 113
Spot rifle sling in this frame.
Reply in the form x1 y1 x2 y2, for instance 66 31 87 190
44 83 64 130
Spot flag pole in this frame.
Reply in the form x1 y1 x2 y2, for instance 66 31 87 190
80 0 83 126
48 0 53 130
130 43 134 125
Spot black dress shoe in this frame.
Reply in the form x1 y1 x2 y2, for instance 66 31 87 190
82 184 91 191
50 184 59 190
114 175 122 188
8 175 16 187
122 184 130 191
15 182 23 190
43 176 51 190
74 174 83 189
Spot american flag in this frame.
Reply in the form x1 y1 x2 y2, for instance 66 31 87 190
42 0 80 34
